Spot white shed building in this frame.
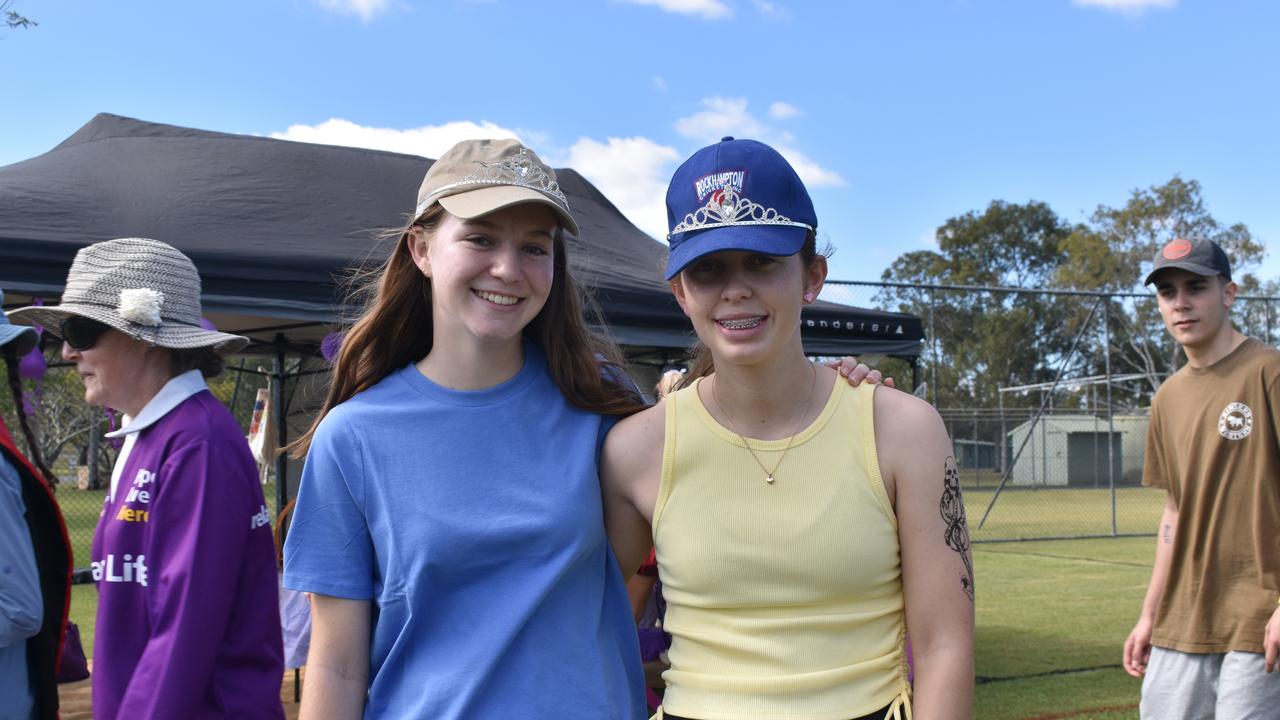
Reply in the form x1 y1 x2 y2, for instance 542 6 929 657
1005 414 1149 487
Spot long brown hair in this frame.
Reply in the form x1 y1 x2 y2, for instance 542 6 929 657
676 231 822 390
4 347 59 488
289 204 646 457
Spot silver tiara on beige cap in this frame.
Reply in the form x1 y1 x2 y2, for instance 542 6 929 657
414 139 579 236
9 238 249 354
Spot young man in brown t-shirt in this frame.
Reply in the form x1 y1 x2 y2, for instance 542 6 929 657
1123 237 1280 718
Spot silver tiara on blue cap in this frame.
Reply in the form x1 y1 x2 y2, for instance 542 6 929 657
417 148 569 216
668 185 814 239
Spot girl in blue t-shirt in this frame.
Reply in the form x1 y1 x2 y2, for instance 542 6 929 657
283 139 653 719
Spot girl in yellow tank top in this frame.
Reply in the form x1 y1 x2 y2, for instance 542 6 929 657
602 138 975 720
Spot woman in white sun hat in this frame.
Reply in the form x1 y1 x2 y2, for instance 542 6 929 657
10 238 285 720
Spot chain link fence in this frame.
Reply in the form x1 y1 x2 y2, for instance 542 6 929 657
7 280 1277 561
823 280 1278 543
0 354 275 568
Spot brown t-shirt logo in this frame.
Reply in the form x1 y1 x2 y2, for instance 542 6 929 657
1218 402 1253 440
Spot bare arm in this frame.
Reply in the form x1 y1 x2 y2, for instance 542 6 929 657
601 404 665 580
1266 604 1280 673
627 573 658 623
1124 493 1178 677
300 594 372 720
876 389 974 719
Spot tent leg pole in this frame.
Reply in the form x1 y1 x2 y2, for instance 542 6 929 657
88 409 101 490
229 357 247 409
273 338 288 518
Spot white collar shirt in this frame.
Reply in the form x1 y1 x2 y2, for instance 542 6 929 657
106 370 208 500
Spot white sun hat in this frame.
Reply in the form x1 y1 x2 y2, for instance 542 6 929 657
9 237 249 355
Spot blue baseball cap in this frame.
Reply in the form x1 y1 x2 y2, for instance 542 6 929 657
664 137 816 280
0 289 38 356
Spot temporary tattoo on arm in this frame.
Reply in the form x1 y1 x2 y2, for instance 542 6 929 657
941 456 975 602
1162 524 1172 544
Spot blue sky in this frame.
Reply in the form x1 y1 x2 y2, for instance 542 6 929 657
3 0 1277 284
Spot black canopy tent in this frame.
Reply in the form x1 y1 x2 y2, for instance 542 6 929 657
0 114 925 507
0 113 924 358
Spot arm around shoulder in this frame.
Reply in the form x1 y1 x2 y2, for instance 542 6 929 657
874 388 975 718
600 402 665 579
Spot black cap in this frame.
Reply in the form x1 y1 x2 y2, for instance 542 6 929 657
1143 237 1232 286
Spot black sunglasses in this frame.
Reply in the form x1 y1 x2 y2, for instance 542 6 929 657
55 316 112 351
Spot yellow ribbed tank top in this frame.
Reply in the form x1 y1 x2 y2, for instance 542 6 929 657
652 377 911 720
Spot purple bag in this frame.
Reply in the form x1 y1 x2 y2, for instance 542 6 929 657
56 621 90 683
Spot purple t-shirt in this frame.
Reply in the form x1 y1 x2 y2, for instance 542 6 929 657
90 390 283 719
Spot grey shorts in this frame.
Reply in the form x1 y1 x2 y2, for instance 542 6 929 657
1140 646 1280 719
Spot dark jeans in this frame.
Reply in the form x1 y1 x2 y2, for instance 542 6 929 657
663 705 894 720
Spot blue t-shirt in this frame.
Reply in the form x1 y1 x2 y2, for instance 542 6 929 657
284 346 645 719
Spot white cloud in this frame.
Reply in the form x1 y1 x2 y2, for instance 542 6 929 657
777 146 846 188
769 101 802 120
653 75 669 92
674 97 767 142
271 120 678 238
270 118 521 158
674 97 846 187
566 136 681 239
1072 0 1176 15
315 0 395 22
751 0 787 18
621 0 732 20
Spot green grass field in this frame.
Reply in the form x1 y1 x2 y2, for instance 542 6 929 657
62 488 1161 718
56 483 1163 565
973 537 1152 718
58 487 105 569
968 486 1165 541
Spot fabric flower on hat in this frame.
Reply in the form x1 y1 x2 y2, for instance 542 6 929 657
118 288 165 326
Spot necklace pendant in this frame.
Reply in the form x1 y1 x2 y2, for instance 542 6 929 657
765 474 775 485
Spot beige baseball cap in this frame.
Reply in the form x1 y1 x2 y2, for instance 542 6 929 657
414 139 579 236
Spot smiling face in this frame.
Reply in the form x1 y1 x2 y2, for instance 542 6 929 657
1153 268 1237 352
409 203 557 355
671 248 826 368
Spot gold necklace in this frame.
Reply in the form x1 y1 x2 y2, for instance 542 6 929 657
709 362 818 485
